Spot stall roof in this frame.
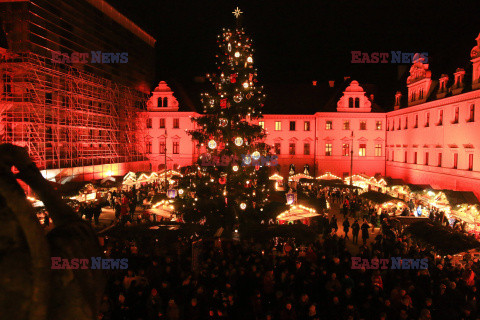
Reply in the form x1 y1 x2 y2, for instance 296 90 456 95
383 177 406 186
360 191 406 204
441 190 480 207
407 184 433 192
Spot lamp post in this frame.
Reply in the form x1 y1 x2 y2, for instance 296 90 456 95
164 129 168 191
350 130 353 186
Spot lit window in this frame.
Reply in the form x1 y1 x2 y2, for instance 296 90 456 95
173 118 179 128
258 121 264 129
147 118 152 129
469 153 474 171
325 143 332 156
342 144 350 156
274 143 281 154
359 144 366 157
289 143 296 155
343 121 350 130
375 144 382 157
360 121 367 130
159 141 166 154
289 121 296 131
173 141 179 154
326 121 333 130
376 121 382 130
275 121 282 131
304 121 310 131
304 143 310 155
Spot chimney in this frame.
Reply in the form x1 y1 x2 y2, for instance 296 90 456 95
328 80 335 88
369 94 374 102
312 80 317 86
394 91 402 110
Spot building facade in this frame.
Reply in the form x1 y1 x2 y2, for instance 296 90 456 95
0 0 155 182
145 34 480 198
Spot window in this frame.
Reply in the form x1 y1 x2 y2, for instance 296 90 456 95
414 115 418 128
157 97 162 107
349 97 353 108
387 121 390 131
469 154 474 171
173 142 179 154
304 143 310 155
2 73 11 94
159 141 166 154
146 118 152 128
325 143 332 156
343 121 350 130
289 143 296 155
159 118 165 128
359 144 366 157
391 151 394 161
414 152 417 164
342 144 350 156
392 119 395 131
275 121 282 131
360 121 367 130
375 144 382 157
404 151 408 163
163 97 168 108
397 118 401 130
274 143 281 154
469 104 475 122
411 92 416 102
425 152 429 165
453 153 458 169
376 121 382 130
258 121 264 129
419 88 424 99
304 121 310 131
425 113 430 127
405 117 408 129
289 121 296 131
146 141 152 154
326 121 333 130
453 107 459 123
438 110 443 126
45 92 52 104
173 118 179 128
438 153 442 167
355 98 360 108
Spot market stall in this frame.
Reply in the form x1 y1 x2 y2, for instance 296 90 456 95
276 204 320 225
316 172 342 180
344 174 387 192
269 173 285 191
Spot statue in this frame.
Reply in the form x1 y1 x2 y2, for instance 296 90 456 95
0 144 105 320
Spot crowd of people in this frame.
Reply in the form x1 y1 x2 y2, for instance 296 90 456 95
95 186 480 320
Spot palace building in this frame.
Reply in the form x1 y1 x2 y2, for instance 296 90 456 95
144 34 480 198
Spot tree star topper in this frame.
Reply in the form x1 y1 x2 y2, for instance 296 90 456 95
232 7 243 19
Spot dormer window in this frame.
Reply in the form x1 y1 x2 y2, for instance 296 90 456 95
419 89 424 99
354 98 360 108
349 97 353 108
157 97 162 107
163 97 168 108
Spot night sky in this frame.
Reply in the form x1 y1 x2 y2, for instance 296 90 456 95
113 0 480 108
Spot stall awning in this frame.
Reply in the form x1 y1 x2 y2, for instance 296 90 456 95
269 173 284 181
276 205 320 221
360 191 406 204
289 173 314 182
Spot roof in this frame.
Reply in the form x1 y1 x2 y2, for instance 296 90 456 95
440 190 480 207
360 191 406 204
407 184 433 192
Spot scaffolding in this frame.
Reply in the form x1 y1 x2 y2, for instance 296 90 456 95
0 51 148 174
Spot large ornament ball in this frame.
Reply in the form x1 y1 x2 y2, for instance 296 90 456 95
234 137 243 146
208 140 217 149
252 151 261 160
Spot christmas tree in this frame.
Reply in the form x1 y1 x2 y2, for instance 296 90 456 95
176 8 273 228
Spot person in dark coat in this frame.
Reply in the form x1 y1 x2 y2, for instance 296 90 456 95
114 200 122 221
361 220 370 245
330 215 338 234
93 201 102 225
352 220 360 244
343 219 350 240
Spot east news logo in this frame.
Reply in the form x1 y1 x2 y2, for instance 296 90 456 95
351 257 428 269
51 257 128 269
